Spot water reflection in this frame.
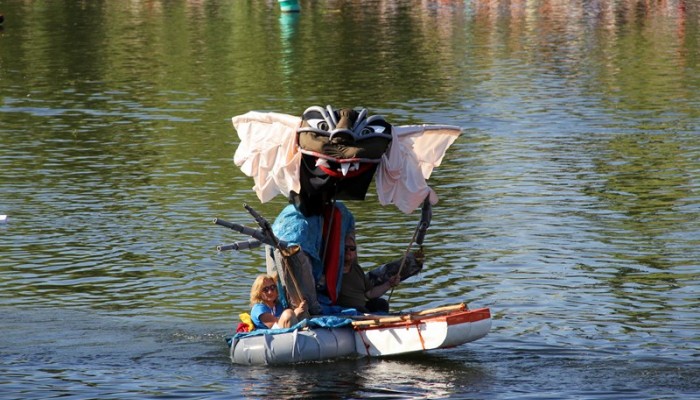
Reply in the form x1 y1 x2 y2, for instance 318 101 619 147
230 355 491 399
590 133 697 250
583 132 699 326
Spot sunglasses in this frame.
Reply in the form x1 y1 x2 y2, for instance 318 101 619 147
345 246 356 252
262 284 277 293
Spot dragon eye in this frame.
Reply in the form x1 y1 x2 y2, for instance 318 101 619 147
367 125 386 134
307 118 330 132
360 127 373 136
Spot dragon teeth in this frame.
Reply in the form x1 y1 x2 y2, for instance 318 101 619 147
340 162 350 176
316 158 360 176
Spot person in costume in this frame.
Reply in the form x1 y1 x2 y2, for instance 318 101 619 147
269 199 355 314
249 274 307 329
337 231 400 313
232 105 461 315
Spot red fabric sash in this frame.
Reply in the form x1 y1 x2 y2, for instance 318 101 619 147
322 205 343 303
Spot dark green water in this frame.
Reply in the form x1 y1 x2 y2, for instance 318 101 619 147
1 1 699 398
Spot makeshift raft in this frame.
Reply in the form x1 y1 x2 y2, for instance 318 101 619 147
229 303 491 365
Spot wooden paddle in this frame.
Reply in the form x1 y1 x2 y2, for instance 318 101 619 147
350 303 466 326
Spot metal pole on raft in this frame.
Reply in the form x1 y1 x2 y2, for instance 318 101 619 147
278 0 300 13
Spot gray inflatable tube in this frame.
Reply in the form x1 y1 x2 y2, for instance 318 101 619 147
230 327 357 365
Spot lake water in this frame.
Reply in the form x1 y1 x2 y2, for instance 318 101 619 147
1 0 699 398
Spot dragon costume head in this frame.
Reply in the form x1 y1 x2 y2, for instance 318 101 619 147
293 106 393 215
232 105 461 215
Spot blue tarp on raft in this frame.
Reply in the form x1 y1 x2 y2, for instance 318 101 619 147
228 315 354 346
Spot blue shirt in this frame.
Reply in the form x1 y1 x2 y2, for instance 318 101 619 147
271 202 355 299
251 302 284 329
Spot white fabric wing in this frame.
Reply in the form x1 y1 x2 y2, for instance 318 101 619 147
375 125 461 214
232 111 302 203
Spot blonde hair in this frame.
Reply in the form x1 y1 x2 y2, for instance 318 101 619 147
249 274 276 306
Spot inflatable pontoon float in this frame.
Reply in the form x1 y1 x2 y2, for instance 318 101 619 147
229 303 491 365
